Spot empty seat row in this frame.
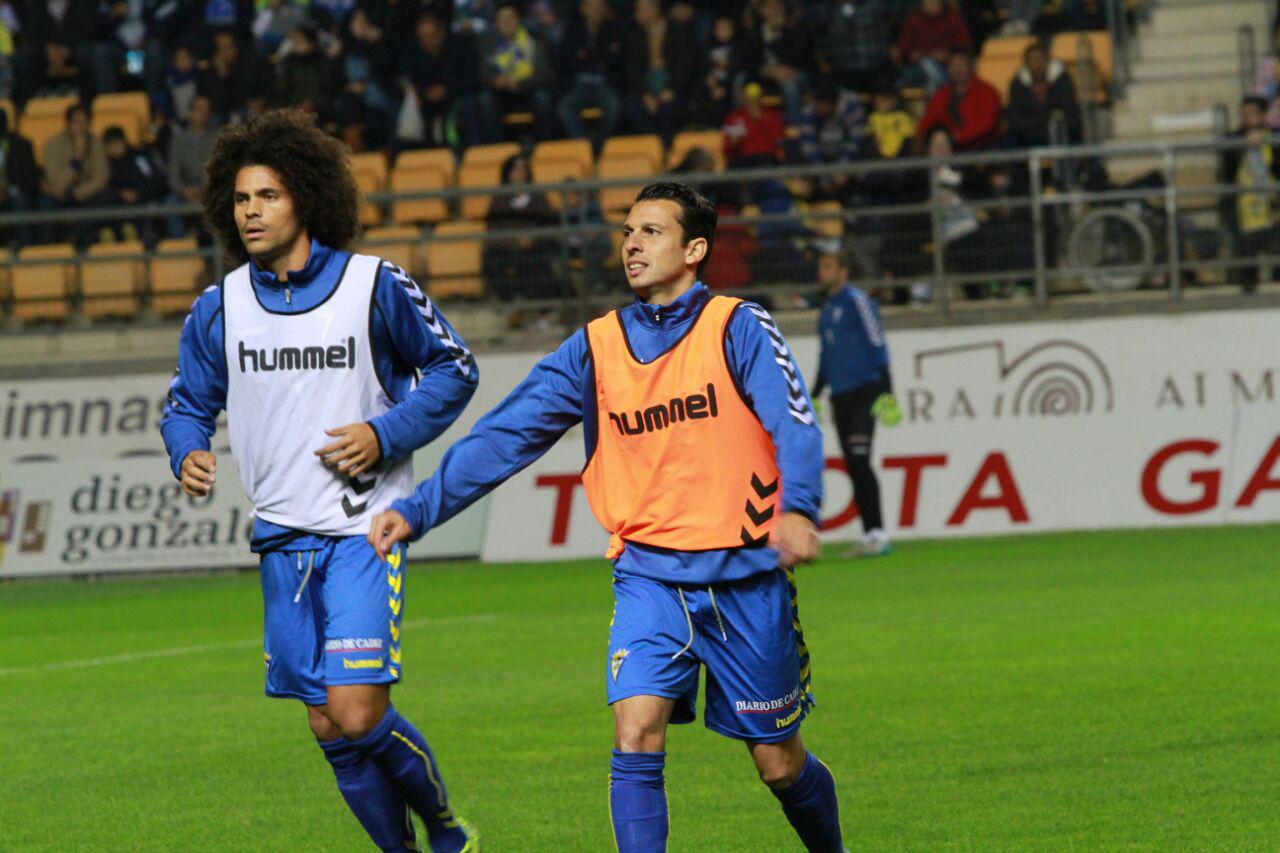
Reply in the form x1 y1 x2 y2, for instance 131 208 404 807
1 238 205 324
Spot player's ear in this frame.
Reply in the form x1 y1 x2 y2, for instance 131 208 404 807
685 237 707 268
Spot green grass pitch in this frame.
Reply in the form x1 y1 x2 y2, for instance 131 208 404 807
2 526 1277 851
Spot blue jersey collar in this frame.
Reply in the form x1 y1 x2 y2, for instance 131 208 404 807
249 238 332 290
631 281 709 327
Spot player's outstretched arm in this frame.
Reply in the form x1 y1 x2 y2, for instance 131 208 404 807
382 329 590 543
368 509 412 561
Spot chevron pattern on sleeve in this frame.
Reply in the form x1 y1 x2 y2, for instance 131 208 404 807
743 303 816 426
381 261 475 377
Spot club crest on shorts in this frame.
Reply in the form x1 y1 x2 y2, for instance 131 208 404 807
610 648 629 682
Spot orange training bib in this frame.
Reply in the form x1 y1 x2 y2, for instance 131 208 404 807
582 295 781 558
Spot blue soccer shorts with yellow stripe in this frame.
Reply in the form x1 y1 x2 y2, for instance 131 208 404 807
259 536 407 705
606 566 815 743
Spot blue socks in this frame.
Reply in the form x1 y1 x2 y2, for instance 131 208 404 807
318 736 419 852
770 752 843 852
348 705 468 853
609 750 669 853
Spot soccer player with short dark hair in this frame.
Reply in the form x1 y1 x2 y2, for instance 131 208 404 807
812 244 897 558
159 110 480 852
370 182 845 851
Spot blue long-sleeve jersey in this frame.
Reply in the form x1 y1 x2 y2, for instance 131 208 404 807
391 283 824 585
159 239 478 552
813 283 891 398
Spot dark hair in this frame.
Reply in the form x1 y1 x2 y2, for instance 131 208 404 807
65 102 89 123
102 126 128 144
1243 95 1269 112
634 182 717 275
202 109 359 266
1024 41 1048 60
500 153 530 184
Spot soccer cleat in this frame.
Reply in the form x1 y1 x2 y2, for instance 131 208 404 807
845 536 891 559
456 816 481 852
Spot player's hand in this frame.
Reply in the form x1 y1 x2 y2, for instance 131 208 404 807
316 423 381 476
871 392 902 427
180 450 217 497
368 510 412 561
770 511 820 569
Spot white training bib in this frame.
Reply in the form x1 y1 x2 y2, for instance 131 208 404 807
223 253 413 535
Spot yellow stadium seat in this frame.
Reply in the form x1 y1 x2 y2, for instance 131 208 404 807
349 151 388 227
597 154 656 213
667 130 724 172
531 139 594 209
601 135 664 173
389 148 453 225
427 222 484 300
976 55 1023 105
13 244 76 323
149 237 207 316
461 142 521 168
91 92 150 146
361 226 424 279
82 242 143 319
1052 31 1113 83
23 95 78 117
0 249 11 306
980 35 1037 60
601 209 626 270
457 162 505 221
22 113 70 167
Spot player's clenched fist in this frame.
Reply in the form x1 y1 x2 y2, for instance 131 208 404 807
769 511 820 569
180 450 217 497
368 510 412 561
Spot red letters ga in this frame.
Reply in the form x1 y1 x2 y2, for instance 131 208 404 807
1141 435 1280 514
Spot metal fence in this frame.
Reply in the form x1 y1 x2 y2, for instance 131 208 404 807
1 133 1277 331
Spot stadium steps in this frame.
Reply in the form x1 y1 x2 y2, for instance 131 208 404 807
1110 0 1266 141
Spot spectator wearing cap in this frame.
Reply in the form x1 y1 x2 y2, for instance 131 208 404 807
557 0 627 152
916 50 1002 151
475 1 556 142
1007 42 1081 147
624 0 697 144
0 108 38 247
897 0 972 95
815 0 895 95
36 103 112 247
723 82 786 170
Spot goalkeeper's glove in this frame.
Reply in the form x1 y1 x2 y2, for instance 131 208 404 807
871 392 902 427
812 397 824 419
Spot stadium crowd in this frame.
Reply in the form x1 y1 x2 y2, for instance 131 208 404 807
0 0 1117 304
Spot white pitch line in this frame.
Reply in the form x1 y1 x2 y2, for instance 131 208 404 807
0 613 499 677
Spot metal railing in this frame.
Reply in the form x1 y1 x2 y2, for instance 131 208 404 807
1 133 1278 332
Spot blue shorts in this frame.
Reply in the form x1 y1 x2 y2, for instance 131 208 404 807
259 537 406 705
606 567 815 744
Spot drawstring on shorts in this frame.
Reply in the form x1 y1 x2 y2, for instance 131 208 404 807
293 550 316 603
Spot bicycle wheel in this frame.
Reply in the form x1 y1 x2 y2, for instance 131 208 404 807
1067 207 1155 292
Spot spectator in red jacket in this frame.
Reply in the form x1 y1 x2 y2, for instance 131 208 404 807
722 81 786 168
898 0 972 95
916 50 1002 151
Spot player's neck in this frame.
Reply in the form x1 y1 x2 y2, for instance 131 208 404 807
260 233 313 281
639 273 697 307
824 280 845 298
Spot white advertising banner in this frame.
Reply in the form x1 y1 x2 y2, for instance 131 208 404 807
479 308 1280 562
3 308 1278 575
